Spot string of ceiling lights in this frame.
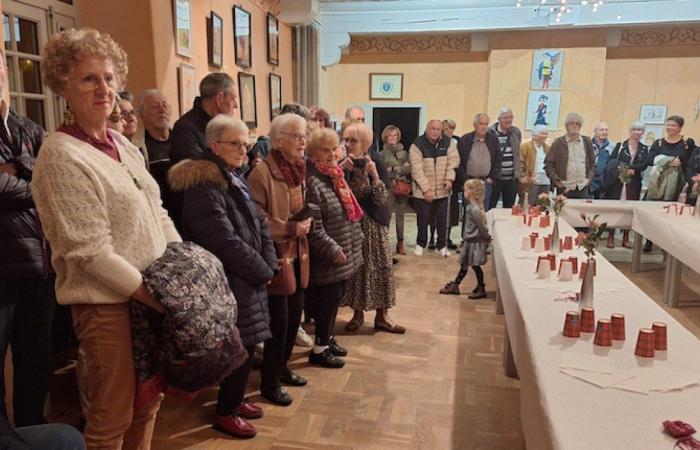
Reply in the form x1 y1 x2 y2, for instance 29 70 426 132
515 0 619 22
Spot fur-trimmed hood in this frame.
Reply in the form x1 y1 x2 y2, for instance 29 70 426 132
168 158 230 192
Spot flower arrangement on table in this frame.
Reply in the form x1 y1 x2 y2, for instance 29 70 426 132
536 192 567 217
575 214 608 258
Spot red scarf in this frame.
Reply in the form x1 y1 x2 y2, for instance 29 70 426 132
313 161 364 222
58 124 120 162
271 148 305 187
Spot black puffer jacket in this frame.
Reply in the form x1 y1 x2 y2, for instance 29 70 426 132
0 110 47 281
170 156 278 347
305 161 364 286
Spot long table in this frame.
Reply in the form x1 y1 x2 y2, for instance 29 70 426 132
632 207 700 307
488 209 700 450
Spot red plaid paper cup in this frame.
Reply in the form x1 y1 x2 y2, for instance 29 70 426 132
569 256 578 274
547 253 556 271
563 236 573 250
580 307 595 333
530 206 541 215
563 311 580 337
527 215 535 226
652 322 667 350
530 234 538 248
635 328 655 358
543 236 551 251
539 215 550 228
594 319 612 346
579 261 588 280
611 314 625 341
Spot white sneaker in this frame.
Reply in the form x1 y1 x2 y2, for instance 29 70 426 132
295 326 314 348
414 245 424 256
439 247 451 257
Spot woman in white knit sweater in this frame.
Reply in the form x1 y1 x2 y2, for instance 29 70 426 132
31 29 180 450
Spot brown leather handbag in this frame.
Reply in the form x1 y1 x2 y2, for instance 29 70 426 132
268 235 309 296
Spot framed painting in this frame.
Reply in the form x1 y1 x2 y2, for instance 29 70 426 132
530 49 563 90
178 64 196 116
525 91 561 131
233 5 252 68
173 0 192 57
267 13 279 65
639 104 668 125
643 124 664 146
209 11 223 68
269 73 282 119
369 73 403 100
238 72 257 128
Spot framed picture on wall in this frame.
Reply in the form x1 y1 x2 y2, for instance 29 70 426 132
178 64 196 116
233 6 252 68
525 91 561 130
208 11 223 68
173 0 192 57
238 72 257 128
269 73 282 119
639 104 668 124
370 73 403 100
530 49 563 90
267 13 280 65
643 124 665 146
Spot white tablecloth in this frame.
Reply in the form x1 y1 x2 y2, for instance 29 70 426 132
560 199 671 229
632 206 700 274
488 209 700 450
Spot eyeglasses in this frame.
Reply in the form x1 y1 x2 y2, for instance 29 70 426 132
72 73 118 92
280 132 308 142
120 110 136 119
343 136 360 144
216 141 248 151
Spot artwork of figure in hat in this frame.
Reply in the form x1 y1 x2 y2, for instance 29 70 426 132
537 51 561 90
534 94 549 126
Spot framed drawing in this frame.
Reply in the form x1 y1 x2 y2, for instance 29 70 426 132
639 104 668 124
525 91 561 130
530 49 563 90
209 11 223 68
643 124 664 146
233 6 252 68
369 73 403 100
178 64 196 116
267 13 279 65
238 72 257 128
269 73 282 119
173 0 192 57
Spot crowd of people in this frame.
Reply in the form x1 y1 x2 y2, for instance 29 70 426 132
2 25 700 450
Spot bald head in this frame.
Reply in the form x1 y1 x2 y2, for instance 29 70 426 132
344 106 365 123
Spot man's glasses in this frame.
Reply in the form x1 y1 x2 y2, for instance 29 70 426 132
280 132 308 142
217 141 248 151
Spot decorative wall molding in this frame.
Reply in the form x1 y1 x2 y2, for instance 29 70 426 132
620 28 700 47
347 34 471 54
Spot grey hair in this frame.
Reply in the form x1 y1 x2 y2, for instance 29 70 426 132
205 114 248 143
629 121 646 132
269 113 306 141
199 72 234 99
565 112 584 126
532 125 548 137
498 107 513 119
593 121 608 132
136 88 165 114
473 112 490 125
280 102 311 120
344 105 364 119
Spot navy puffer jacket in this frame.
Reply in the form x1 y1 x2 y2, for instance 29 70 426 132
170 156 278 347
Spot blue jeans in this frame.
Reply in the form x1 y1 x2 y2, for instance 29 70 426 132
16 424 85 450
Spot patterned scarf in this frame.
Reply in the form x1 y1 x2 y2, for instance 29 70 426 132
271 148 305 187
313 161 364 222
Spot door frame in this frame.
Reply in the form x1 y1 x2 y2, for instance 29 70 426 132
359 102 427 135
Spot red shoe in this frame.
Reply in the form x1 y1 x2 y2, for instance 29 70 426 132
213 414 257 439
237 401 263 419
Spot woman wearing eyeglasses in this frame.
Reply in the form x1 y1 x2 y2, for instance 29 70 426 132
171 114 277 438
248 113 311 406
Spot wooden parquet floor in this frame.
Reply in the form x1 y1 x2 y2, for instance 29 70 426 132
45 214 700 450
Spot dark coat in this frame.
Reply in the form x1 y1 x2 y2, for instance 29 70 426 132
305 161 364 287
457 130 502 182
685 146 700 204
544 135 595 189
0 110 47 282
603 140 649 200
170 157 277 347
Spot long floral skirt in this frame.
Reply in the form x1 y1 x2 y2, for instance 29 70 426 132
341 216 396 311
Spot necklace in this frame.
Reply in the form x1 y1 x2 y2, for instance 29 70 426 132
120 162 142 190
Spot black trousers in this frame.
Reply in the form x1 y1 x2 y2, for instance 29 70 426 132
216 346 255 416
0 277 56 426
415 197 448 249
312 280 347 347
261 288 304 389
490 179 518 209
558 186 589 199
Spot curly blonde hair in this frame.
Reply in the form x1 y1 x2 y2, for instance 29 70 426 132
464 178 486 210
42 28 128 94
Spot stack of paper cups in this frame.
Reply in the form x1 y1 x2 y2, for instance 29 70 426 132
558 260 574 281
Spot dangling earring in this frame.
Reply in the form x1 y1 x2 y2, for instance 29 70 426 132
63 108 76 126
109 103 121 123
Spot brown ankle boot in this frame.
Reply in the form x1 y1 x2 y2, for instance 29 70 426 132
622 231 631 248
396 240 406 255
439 282 460 295
468 284 486 299
606 231 615 249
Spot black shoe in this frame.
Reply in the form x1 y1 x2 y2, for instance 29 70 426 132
392 258 399 265
309 348 345 368
643 240 653 253
329 338 348 357
260 386 293 406
447 241 458 250
470 285 480 295
427 241 436 250
280 369 307 387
